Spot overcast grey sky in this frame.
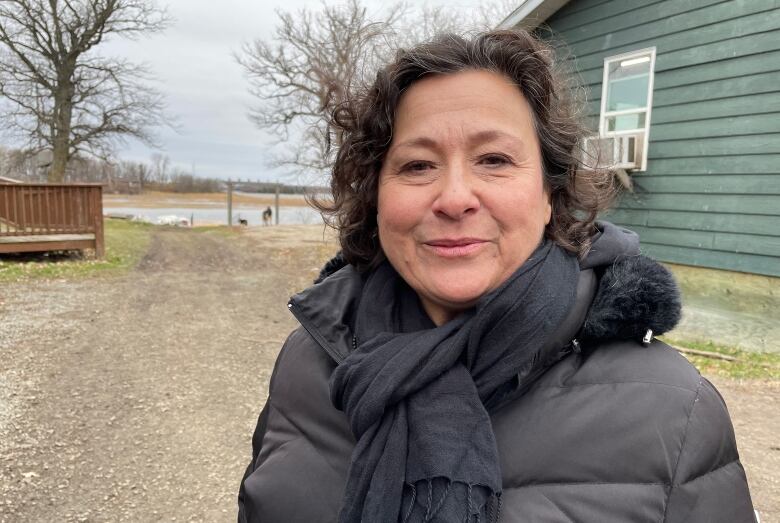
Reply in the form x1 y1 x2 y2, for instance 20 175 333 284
104 0 498 183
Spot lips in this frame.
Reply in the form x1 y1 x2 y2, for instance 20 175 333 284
424 238 487 258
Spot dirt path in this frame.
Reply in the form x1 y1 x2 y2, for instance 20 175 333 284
1 225 777 522
0 226 333 522
712 378 780 523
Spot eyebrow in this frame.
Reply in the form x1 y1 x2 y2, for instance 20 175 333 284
390 130 526 154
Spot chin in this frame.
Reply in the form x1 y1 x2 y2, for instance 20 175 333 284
429 276 493 308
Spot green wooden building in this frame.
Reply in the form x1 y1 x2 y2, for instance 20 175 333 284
501 0 780 277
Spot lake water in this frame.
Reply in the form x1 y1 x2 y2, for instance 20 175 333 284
105 206 323 226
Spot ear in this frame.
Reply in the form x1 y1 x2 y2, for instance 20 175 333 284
544 193 553 226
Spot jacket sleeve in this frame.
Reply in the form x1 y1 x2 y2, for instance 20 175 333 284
663 377 756 523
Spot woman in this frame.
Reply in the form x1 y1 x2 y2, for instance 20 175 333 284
238 30 755 522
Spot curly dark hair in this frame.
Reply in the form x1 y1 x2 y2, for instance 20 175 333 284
315 29 616 271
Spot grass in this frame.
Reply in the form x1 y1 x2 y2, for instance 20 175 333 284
0 219 154 282
0 221 244 283
661 337 780 380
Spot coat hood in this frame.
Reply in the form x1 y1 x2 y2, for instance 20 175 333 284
578 222 682 344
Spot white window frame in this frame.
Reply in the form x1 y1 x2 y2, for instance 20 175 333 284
598 47 656 171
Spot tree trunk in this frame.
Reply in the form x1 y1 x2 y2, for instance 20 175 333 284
49 139 68 182
49 82 74 183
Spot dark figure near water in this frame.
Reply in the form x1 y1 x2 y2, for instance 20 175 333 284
262 207 272 226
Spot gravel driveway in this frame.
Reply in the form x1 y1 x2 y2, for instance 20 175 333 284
0 225 777 522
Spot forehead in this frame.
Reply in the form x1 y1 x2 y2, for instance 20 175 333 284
392 69 537 141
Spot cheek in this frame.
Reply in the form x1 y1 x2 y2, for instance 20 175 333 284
377 183 412 251
492 181 550 226
377 184 397 232
377 182 426 233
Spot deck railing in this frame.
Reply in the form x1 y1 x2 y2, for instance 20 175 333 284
0 183 104 256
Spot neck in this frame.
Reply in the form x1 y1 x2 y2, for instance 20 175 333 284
420 296 468 326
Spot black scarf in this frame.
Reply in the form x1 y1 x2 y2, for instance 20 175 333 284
330 240 580 522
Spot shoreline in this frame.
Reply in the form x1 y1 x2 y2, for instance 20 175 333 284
103 191 329 209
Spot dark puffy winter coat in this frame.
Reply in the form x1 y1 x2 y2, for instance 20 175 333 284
237 256 755 522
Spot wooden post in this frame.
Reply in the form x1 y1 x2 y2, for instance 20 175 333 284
93 186 105 258
227 180 233 226
19 185 27 234
274 183 280 225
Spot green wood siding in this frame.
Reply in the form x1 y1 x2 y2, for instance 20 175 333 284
538 0 780 277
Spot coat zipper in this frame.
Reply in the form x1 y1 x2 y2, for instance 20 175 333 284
287 300 345 364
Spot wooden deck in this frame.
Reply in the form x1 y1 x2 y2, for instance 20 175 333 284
0 183 104 256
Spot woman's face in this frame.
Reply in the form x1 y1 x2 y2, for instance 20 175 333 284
377 69 552 325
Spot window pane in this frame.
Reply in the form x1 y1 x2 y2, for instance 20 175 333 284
607 112 646 132
606 56 651 112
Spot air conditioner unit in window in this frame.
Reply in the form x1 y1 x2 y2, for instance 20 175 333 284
581 133 644 171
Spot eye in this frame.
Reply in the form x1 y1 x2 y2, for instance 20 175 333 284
478 154 513 167
400 160 434 173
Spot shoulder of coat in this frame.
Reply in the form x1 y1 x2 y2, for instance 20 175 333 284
540 338 702 394
269 326 335 393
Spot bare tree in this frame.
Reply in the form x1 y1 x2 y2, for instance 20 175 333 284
0 146 48 180
238 0 516 177
474 0 523 31
0 0 170 182
237 0 408 176
387 4 456 50
150 151 169 183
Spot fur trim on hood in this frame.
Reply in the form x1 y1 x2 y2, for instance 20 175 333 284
580 255 681 342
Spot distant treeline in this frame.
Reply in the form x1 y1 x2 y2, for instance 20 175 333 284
0 146 327 195
234 181 328 195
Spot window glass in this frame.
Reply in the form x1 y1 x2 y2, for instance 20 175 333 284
606 113 646 132
606 57 651 112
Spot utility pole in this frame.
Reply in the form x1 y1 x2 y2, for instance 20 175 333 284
227 179 234 226
275 181 280 225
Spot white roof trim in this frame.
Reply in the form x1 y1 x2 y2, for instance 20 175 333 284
498 0 571 30
0 176 22 183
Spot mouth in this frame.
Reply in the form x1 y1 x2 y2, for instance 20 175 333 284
423 238 488 258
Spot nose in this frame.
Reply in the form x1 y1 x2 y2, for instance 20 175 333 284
431 162 480 220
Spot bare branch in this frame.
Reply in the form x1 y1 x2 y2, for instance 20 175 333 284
237 0 402 176
236 0 514 176
0 0 170 181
